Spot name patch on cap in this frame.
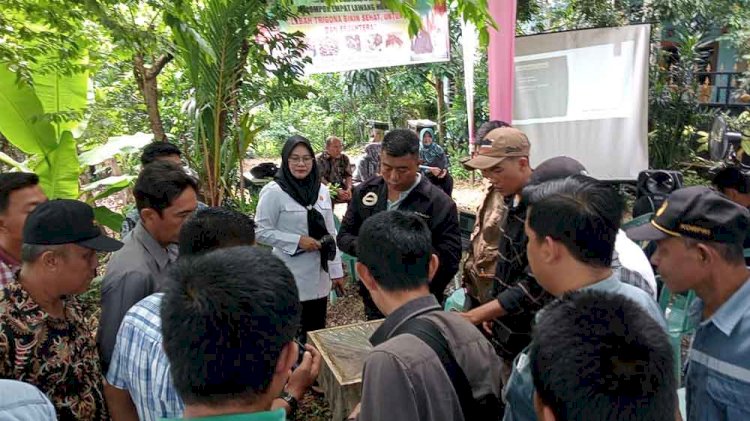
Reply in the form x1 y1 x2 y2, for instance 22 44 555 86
679 223 711 237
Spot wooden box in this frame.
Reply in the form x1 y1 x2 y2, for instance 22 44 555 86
308 320 383 421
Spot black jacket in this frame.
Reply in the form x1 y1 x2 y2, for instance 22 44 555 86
338 176 461 300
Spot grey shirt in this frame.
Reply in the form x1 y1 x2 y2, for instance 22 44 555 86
358 295 502 421
97 223 177 371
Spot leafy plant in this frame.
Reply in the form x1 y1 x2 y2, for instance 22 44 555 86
0 0 102 85
223 190 259 217
648 31 715 169
328 183 341 200
0 63 153 230
447 153 472 181
166 0 310 206
0 63 87 198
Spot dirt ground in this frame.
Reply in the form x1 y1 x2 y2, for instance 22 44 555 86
297 280 365 420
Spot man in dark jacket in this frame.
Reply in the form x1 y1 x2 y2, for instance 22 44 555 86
338 129 461 320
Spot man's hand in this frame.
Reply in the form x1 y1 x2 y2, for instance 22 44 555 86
338 189 352 201
286 344 322 399
461 301 506 326
347 402 362 420
459 311 479 325
298 236 321 252
429 167 441 177
332 277 346 296
104 383 139 421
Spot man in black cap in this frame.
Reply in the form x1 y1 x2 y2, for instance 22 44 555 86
0 199 122 421
627 186 750 421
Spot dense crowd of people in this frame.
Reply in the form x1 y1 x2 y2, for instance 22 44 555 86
0 121 748 421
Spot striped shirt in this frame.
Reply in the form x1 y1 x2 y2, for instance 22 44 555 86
686 278 750 421
106 293 183 421
490 196 553 359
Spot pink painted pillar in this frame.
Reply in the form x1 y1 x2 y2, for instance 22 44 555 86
488 0 517 123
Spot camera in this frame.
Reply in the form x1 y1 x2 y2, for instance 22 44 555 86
293 340 306 370
320 235 336 261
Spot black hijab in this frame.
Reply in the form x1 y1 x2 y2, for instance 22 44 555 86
275 136 333 271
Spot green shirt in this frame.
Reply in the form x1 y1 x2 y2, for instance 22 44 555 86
162 409 285 421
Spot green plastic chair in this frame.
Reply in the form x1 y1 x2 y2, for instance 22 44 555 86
621 212 654 248
621 212 654 231
658 279 697 378
333 214 358 285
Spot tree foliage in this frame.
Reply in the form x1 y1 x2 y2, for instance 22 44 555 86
166 0 313 205
0 0 103 84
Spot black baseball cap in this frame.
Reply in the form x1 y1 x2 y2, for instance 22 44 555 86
528 156 588 186
626 186 750 244
23 199 123 252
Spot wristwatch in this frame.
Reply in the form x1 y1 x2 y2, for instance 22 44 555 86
279 390 299 416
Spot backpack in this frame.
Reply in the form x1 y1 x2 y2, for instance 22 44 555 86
394 314 503 421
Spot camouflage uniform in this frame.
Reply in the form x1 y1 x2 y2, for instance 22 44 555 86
462 183 507 305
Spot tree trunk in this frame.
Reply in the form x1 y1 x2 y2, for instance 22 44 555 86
0 132 26 164
435 75 445 141
133 53 173 142
143 76 166 142
232 40 252 205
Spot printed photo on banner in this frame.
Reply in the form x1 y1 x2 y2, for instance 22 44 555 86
281 0 450 74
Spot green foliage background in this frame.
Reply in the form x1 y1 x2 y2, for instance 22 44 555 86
1 0 749 192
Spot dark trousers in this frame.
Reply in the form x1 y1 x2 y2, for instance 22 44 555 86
359 281 385 321
299 296 328 343
426 173 454 197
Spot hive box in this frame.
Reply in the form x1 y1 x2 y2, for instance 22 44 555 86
307 320 383 421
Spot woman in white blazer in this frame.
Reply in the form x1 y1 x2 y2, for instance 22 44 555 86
256 136 344 340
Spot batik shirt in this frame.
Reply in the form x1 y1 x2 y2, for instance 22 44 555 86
317 151 353 187
0 279 108 421
0 246 20 287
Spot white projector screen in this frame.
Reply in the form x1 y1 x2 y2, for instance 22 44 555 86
512 24 650 180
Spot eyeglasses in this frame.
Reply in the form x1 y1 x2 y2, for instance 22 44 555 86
289 156 314 164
